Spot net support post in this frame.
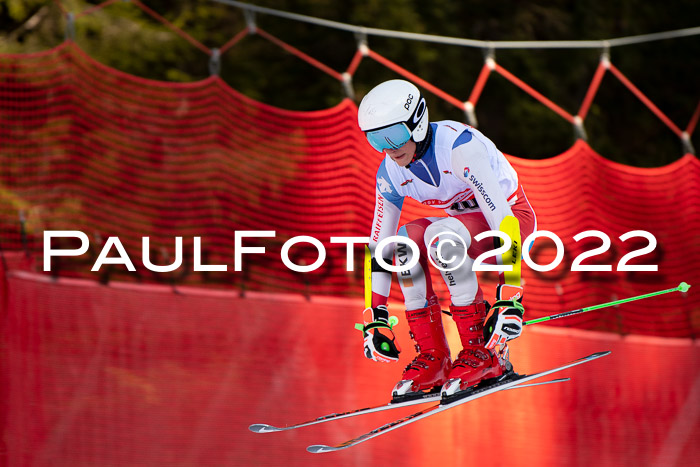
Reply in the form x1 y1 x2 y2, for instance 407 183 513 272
356 30 369 56
209 48 221 76
464 101 478 127
573 115 588 141
341 72 355 100
484 44 496 70
159 246 180 294
681 131 695 155
243 8 257 35
65 12 75 41
18 210 29 259
600 41 611 69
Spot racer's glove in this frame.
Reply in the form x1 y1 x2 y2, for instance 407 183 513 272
484 284 525 349
355 305 401 363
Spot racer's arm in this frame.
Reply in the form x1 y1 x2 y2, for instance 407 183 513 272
368 161 404 307
359 162 404 363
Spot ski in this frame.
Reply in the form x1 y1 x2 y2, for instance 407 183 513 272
249 391 439 434
307 350 610 453
249 377 569 434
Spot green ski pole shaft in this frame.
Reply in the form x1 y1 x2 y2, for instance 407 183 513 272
523 282 691 326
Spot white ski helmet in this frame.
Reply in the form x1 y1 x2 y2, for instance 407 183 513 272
358 79 429 153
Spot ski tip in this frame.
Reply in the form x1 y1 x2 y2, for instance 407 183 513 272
589 350 612 359
248 424 281 433
307 444 336 454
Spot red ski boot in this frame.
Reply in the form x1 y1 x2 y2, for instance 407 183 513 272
442 302 509 397
392 303 452 397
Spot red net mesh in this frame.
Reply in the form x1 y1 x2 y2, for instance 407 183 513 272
1 42 697 337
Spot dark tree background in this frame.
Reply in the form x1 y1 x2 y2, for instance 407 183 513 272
2 0 698 166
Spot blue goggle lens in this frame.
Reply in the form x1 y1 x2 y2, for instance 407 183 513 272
365 123 411 153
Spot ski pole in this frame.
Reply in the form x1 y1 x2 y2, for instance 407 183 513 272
364 245 372 309
524 282 691 326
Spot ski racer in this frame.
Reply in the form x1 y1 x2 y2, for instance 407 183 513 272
357 79 537 397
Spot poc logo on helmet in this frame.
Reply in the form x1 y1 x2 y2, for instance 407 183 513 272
413 98 426 124
404 94 414 110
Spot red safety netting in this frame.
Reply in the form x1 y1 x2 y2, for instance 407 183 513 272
0 42 698 338
1 271 698 466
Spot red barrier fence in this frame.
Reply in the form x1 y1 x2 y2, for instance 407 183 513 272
1 271 698 466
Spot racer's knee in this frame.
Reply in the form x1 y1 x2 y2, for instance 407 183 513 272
402 218 432 253
424 217 472 266
424 218 479 306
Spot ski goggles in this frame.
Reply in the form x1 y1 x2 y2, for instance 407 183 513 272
364 122 412 153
